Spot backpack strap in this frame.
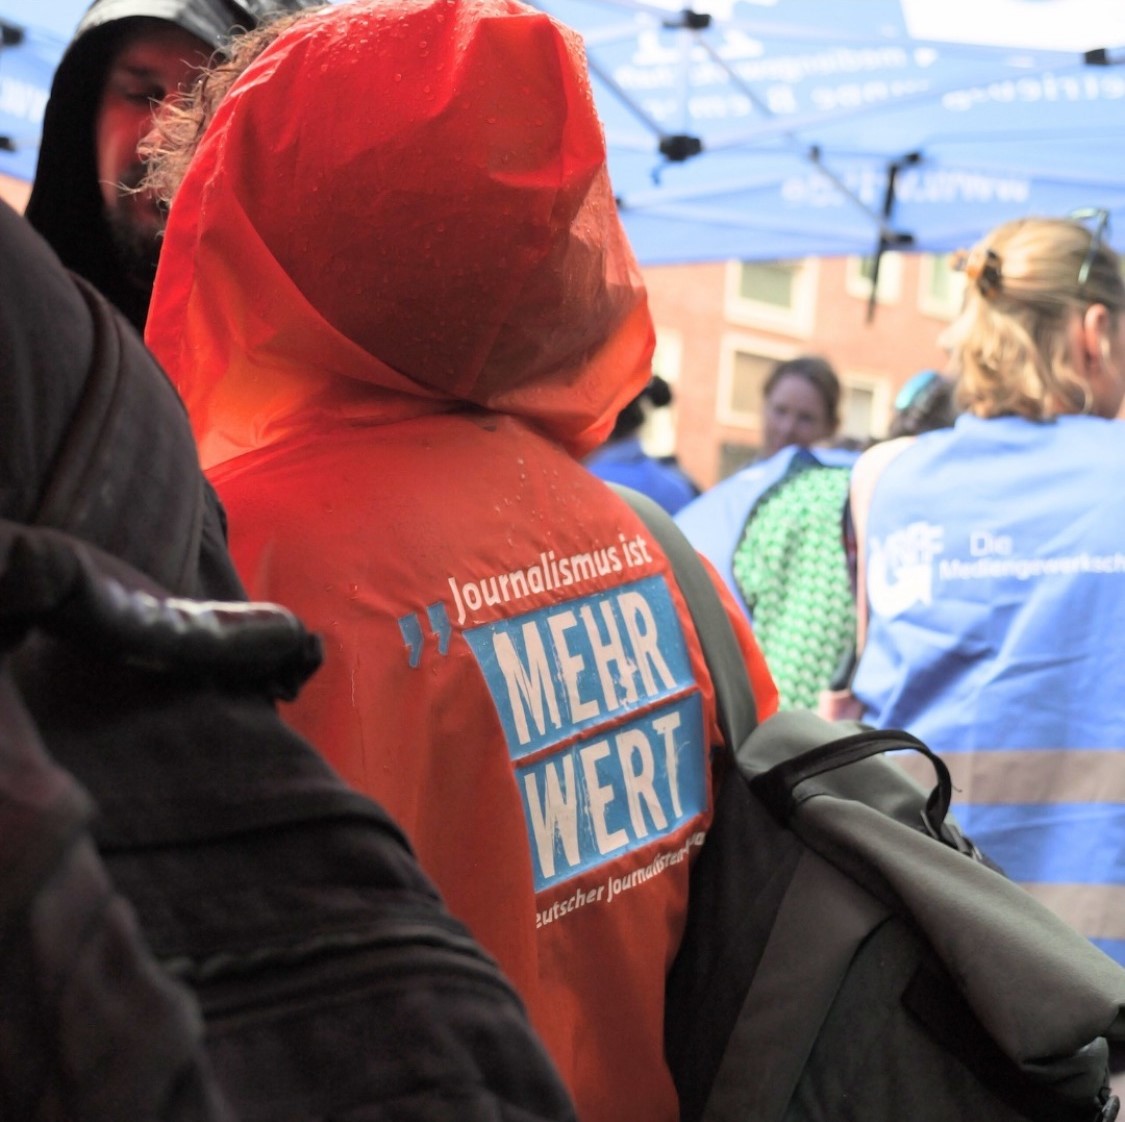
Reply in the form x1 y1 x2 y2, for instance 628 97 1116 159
610 484 757 751
32 275 214 596
613 487 894 1121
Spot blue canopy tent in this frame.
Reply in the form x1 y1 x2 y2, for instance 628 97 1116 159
1 0 1122 267
525 0 1125 267
0 15 63 184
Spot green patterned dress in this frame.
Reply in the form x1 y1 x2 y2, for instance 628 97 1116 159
731 460 855 710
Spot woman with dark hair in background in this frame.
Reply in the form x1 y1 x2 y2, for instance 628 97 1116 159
759 354 841 458
676 354 856 708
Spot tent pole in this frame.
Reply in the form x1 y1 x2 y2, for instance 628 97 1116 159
867 155 918 324
694 36 908 243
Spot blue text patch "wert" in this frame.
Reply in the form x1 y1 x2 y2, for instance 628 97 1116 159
465 576 707 891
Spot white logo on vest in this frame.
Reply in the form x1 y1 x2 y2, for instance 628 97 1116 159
867 521 945 618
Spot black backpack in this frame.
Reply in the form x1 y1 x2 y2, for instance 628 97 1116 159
0 520 577 1121
614 485 1125 1122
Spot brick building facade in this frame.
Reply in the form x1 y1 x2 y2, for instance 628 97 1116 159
640 253 965 490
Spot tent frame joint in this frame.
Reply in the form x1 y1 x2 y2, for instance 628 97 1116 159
659 134 704 162
1084 47 1122 66
663 9 711 31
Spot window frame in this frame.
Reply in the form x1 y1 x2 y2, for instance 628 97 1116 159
644 327 684 457
917 252 967 320
723 257 820 338
844 252 904 306
839 371 892 443
716 333 800 430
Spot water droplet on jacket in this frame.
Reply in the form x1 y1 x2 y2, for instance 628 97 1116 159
394 72 403 82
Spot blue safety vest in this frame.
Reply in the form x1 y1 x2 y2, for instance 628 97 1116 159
674 444 858 620
853 413 1125 964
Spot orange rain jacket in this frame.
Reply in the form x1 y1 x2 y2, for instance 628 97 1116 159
147 2 778 1118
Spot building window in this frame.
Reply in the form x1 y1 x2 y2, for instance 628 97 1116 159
644 328 683 457
841 383 876 443
844 252 903 305
719 339 893 449
729 349 774 417
840 375 891 444
716 336 798 429
918 253 967 320
738 261 798 307
724 258 819 337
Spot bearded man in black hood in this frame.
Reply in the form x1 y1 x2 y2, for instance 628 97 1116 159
25 0 316 333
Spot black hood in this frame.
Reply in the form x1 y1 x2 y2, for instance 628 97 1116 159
0 196 242 598
24 0 318 334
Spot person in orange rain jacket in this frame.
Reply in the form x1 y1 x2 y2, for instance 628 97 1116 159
143 3 778 1119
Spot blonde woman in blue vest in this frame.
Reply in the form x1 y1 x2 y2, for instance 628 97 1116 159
849 214 1125 976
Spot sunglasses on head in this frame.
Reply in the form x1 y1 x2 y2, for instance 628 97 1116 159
1068 207 1111 290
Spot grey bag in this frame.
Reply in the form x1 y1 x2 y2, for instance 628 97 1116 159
613 484 1125 1122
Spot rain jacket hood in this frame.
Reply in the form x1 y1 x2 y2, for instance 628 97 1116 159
26 0 317 332
147 0 655 464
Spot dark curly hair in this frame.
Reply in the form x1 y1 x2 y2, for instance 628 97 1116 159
141 7 327 205
610 373 674 440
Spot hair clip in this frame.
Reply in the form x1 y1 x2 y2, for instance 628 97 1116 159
952 246 1002 299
